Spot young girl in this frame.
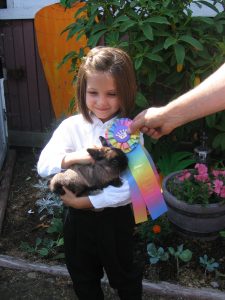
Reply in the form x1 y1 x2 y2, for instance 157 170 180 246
37 47 143 300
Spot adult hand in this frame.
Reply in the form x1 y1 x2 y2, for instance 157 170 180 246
129 107 174 139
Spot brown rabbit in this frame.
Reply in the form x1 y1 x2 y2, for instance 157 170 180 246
49 136 128 196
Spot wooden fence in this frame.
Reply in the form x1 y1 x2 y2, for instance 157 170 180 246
0 19 55 147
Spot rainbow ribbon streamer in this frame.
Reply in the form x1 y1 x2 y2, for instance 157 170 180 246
105 118 167 223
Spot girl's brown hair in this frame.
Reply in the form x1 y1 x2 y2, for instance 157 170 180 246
76 46 137 123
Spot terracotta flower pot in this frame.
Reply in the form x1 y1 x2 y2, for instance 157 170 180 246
162 171 225 240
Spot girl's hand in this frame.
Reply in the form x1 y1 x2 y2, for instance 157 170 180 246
61 149 95 169
61 187 78 208
61 187 93 209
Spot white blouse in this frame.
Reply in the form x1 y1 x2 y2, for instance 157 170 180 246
37 114 131 209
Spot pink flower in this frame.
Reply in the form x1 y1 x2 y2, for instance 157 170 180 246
213 179 224 195
195 163 208 175
207 183 213 195
220 186 225 198
194 174 209 183
212 170 225 177
178 171 191 182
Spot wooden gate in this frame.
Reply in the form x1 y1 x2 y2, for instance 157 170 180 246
0 19 55 147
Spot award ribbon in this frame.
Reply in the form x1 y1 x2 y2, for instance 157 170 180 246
105 118 167 223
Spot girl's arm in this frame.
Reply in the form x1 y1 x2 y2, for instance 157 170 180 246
61 187 93 209
61 150 94 169
60 173 131 209
37 118 93 177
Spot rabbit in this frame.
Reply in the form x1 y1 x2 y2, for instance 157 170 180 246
48 136 128 196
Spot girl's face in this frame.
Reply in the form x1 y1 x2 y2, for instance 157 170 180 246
86 72 121 122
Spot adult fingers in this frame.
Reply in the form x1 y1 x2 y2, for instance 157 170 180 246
128 113 146 134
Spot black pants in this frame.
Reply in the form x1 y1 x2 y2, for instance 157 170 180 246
63 204 143 300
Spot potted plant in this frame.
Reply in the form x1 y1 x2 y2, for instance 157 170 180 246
162 163 225 240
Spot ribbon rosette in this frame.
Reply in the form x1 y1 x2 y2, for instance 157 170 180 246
105 118 167 223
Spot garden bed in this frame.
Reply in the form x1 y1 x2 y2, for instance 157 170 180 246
0 147 225 299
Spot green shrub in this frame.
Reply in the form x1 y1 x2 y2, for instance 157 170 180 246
61 0 225 155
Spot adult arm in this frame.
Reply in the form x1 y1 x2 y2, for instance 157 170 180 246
129 63 225 139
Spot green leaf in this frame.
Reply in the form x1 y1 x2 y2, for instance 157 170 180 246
145 53 163 62
47 218 63 234
88 30 107 47
57 237 64 247
147 243 157 256
57 51 76 69
89 4 99 15
105 31 120 46
194 16 214 25
164 37 177 49
119 20 136 32
134 56 143 70
148 68 156 86
179 35 203 51
206 114 217 127
74 5 88 18
157 152 195 176
168 247 175 255
174 44 185 65
147 16 170 25
66 23 84 40
216 23 223 34
38 248 49 257
135 92 149 108
35 237 42 247
150 257 159 264
152 42 164 53
220 231 225 238
213 133 225 150
91 24 108 35
141 24 153 41
113 15 131 23
180 249 192 262
197 0 219 13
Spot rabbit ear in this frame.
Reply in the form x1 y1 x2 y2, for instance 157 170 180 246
87 148 103 160
99 136 110 147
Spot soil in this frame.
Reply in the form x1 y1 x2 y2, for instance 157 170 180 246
1 147 225 299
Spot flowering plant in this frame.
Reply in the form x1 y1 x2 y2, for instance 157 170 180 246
167 163 225 205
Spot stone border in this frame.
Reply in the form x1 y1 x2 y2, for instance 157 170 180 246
0 254 224 300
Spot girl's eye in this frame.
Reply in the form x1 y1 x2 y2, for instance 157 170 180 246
108 93 116 97
88 91 97 95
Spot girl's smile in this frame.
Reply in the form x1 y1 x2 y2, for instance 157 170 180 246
86 72 121 122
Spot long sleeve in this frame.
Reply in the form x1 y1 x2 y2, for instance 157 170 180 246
89 173 131 208
37 120 75 177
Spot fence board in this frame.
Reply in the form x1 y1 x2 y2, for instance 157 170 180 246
34 32 54 131
23 20 41 131
13 20 31 131
2 21 21 130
